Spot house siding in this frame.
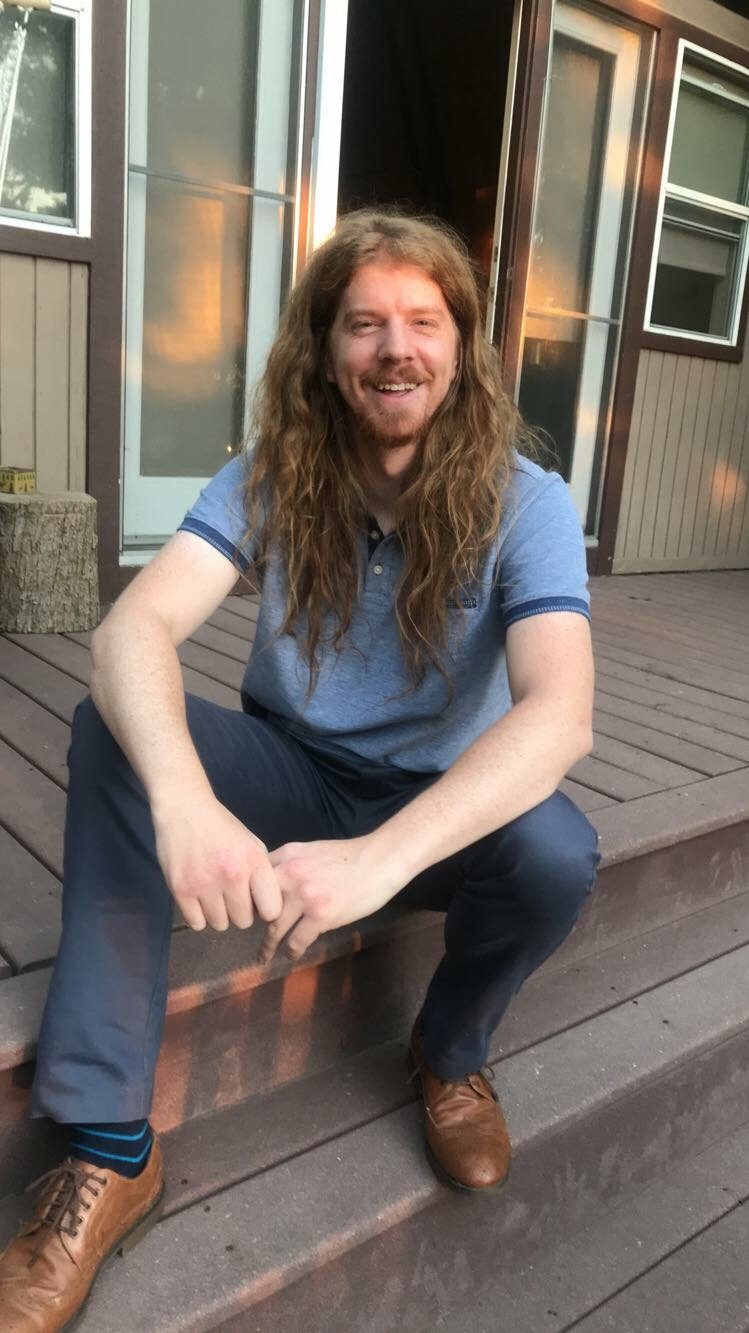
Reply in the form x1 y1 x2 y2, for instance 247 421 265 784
0 254 88 494
613 348 749 572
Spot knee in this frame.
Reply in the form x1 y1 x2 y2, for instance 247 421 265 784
469 794 600 931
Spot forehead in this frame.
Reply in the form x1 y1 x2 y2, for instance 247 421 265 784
335 260 451 317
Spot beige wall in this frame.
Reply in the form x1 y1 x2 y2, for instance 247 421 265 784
614 348 749 572
0 253 88 493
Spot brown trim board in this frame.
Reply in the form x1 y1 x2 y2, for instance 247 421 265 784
640 329 746 363
87 0 127 604
492 0 553 389
0 227 91 264
595 26 679 574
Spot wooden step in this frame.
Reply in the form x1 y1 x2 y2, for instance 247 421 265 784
3 884 749 1233
437 1118 749 1331
1 808 747 1197
24 941 748 1332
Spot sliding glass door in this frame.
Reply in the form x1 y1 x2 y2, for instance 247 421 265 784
122 0 303 550
517 2 652 536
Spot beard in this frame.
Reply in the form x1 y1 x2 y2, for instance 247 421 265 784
347 395 434 452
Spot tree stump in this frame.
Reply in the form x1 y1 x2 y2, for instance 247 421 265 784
0 492 100 633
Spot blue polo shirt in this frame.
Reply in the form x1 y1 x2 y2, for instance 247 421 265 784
179 452 589 773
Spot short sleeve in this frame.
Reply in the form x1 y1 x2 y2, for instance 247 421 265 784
177 454 256 571
499 471 590 629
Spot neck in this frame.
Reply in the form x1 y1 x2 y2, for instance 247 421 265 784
353 435 416 531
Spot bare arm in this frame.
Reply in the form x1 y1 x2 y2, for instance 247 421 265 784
367 610 594 878
90 531 281 931
261 611 594 960
90 531 239 808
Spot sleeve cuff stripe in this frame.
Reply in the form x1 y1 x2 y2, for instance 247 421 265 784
504 596 590 627
177 519 250 572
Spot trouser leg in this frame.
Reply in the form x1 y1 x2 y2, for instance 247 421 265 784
32 695 336 1123
399 791 601 1079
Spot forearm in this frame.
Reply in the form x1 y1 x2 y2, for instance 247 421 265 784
370 698 592 885
89 606 212 811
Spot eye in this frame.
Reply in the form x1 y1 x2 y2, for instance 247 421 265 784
415 318 438 329
351 320 376 332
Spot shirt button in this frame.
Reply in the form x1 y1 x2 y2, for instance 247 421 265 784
370 529 380 540
373 563 384 575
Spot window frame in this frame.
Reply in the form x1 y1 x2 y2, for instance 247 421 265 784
643 39 749 357
0 0 92 237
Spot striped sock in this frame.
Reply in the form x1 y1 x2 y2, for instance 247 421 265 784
69 1120 153 1179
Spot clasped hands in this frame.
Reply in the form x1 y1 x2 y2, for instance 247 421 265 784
153 792 408 964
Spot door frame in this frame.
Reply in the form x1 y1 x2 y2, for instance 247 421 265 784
493 0 749 576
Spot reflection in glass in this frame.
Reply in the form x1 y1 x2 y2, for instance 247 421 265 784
139 180 250 477
519 316 583 480
0 9 75 222
524 36 612 317
670 63 749 206
519 313 619 519
145 0 258 187
651 199 743 337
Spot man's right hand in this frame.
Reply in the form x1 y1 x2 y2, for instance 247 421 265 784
152 790 282 931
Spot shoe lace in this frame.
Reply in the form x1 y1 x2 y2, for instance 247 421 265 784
24 1160 108 1265
408 1060 498 1126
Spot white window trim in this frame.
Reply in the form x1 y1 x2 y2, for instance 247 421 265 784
0 0 92 237
644 39 749 348
309 0 348 252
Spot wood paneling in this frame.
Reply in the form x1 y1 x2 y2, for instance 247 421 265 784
614 349 749 572
0 255 88 494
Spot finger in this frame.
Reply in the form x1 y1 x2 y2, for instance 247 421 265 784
199 893 230 932
250 861 283 922
222 882 254 930
178 896 207 932
284 918 320 961
258 903 302 965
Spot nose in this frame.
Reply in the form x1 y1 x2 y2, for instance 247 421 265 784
378 318 413 364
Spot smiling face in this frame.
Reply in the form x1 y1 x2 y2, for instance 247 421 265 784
326 260 460 455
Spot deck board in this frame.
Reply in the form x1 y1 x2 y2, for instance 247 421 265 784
1 570 747 975
593 699 749 771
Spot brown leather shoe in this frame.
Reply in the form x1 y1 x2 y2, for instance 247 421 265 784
409 1017 511 1192
0 1137 164 1331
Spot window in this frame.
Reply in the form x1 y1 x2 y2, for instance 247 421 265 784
0 0 91 234
645 42 749 347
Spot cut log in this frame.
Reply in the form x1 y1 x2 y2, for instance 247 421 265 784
0 492 100 633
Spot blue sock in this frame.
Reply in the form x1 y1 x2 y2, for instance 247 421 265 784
69 1120 153 1178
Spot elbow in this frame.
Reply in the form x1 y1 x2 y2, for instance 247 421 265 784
576 723 594 763
89 621 111 705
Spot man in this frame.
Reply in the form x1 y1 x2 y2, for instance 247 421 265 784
0 211 599 1330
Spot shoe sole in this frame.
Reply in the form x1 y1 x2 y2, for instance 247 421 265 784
407 1048 511 1196
60 1181 166 1333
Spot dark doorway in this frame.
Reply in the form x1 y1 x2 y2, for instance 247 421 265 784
337 0 516 283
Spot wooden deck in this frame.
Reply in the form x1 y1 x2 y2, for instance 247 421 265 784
0 569 747 977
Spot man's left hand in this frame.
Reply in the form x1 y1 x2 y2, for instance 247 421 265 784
258 834 406 964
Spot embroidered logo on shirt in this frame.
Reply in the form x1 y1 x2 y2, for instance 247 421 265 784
447 596 478 609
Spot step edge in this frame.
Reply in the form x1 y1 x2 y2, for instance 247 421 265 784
73 949 749 1330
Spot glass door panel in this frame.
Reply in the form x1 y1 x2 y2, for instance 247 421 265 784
517 2 651 536
122 0 301 548
139 178 251 478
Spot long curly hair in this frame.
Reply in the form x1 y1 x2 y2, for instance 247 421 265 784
243 209 523 695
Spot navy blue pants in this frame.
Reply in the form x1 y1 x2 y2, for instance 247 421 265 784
32 695 600 1123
